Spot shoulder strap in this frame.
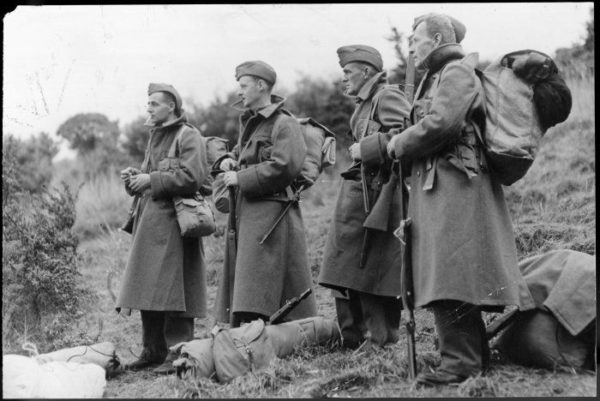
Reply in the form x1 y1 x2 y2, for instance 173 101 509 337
167 124 189 159
271 109 293 143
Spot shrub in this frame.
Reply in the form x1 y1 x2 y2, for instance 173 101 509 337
2 148 95 353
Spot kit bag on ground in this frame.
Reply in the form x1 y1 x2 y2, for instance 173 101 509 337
169 126 216 237
464 50 572 186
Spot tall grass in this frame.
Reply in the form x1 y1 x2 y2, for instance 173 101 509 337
505 74 596 257
73 173 131 240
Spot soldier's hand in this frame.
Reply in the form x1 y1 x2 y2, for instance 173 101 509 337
129 173 151 192
120 167 141 181
349 143 361 161
223 171 239 187
220 158 238 171
387 136 398 159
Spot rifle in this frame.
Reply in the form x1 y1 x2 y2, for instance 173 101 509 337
215 186 238 323
394 217 417 380
259 184 305 245
268 288 312 325
394 52 418 380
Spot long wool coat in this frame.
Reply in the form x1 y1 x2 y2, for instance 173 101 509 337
214 96 318 323
318 72 411 297
116 115 207 318
392 44 535 310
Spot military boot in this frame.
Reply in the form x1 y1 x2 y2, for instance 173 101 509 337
416 301 488 387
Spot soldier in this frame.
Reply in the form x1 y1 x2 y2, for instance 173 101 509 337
318 45 411 349
215 60 318 327
117 83 208 374
387 14 534 385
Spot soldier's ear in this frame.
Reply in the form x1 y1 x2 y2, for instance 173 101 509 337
433 32 442 46
363 66 370 78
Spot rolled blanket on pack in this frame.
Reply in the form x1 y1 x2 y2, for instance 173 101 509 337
171 338 215 379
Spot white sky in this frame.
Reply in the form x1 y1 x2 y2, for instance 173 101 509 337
3 3 593 153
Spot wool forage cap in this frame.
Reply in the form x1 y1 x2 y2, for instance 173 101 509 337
148 83 182 113
413 13 467 44
337 44 383 71
235 60 277 84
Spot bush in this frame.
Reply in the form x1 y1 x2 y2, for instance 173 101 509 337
2 148 95 353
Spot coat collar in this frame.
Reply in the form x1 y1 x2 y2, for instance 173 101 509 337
144 113 188 130
231 94 286 119
355 71 387 103
422 43 466 74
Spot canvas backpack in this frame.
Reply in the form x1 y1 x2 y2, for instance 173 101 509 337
199 135 229 195
274 110 337 189
464 50 571 186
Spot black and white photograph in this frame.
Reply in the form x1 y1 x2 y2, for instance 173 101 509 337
2 3 596 398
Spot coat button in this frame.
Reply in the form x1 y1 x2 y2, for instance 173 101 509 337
416 171 421 177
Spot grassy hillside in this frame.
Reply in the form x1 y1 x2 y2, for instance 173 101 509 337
11 74 595 397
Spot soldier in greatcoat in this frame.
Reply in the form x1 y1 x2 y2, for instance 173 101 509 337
215 60 318 327
117 83 208 374
318 45 411 348
387 14 535 385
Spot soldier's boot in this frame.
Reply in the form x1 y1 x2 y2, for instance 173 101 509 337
360 292 401 347
127 310 168 371
153 313 194 375
336 295 366 349
416 301 488 386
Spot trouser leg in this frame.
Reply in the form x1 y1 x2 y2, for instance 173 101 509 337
432 301 488 377
359 292 401 346
336 291 367 348
163 312 195 350
231 311 269 328
140 310 168 362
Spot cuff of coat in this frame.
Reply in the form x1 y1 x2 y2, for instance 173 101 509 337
149 171 166 198
393 134 409 159
360 133 386 168
237 166 263 197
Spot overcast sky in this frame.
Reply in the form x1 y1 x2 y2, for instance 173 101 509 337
3 3 593 155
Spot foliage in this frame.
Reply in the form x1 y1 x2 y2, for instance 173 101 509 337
2 147 95 353
286 75 355 151
56 112 132 179
2 133 58 193
121 116 150 164
554 6 594 78
57 113 120 154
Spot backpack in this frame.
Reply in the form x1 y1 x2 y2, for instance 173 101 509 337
199 135 230 196
275 110 336 189
465 50 571 186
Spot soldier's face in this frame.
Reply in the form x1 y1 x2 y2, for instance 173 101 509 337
147 92 175 125
341 63 368 96
410 22 437 68
237 76 262 109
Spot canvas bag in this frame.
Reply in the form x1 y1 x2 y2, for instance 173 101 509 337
493 309 593 369
275 111 336 189
168 125 216 237
211 319 276 383
464 50 567 186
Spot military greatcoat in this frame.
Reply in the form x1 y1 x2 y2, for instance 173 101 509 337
117 115 207 318
392 44 535 310
214 95 318 323
318 72 411 297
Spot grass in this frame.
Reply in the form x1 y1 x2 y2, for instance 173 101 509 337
6 74 595 397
